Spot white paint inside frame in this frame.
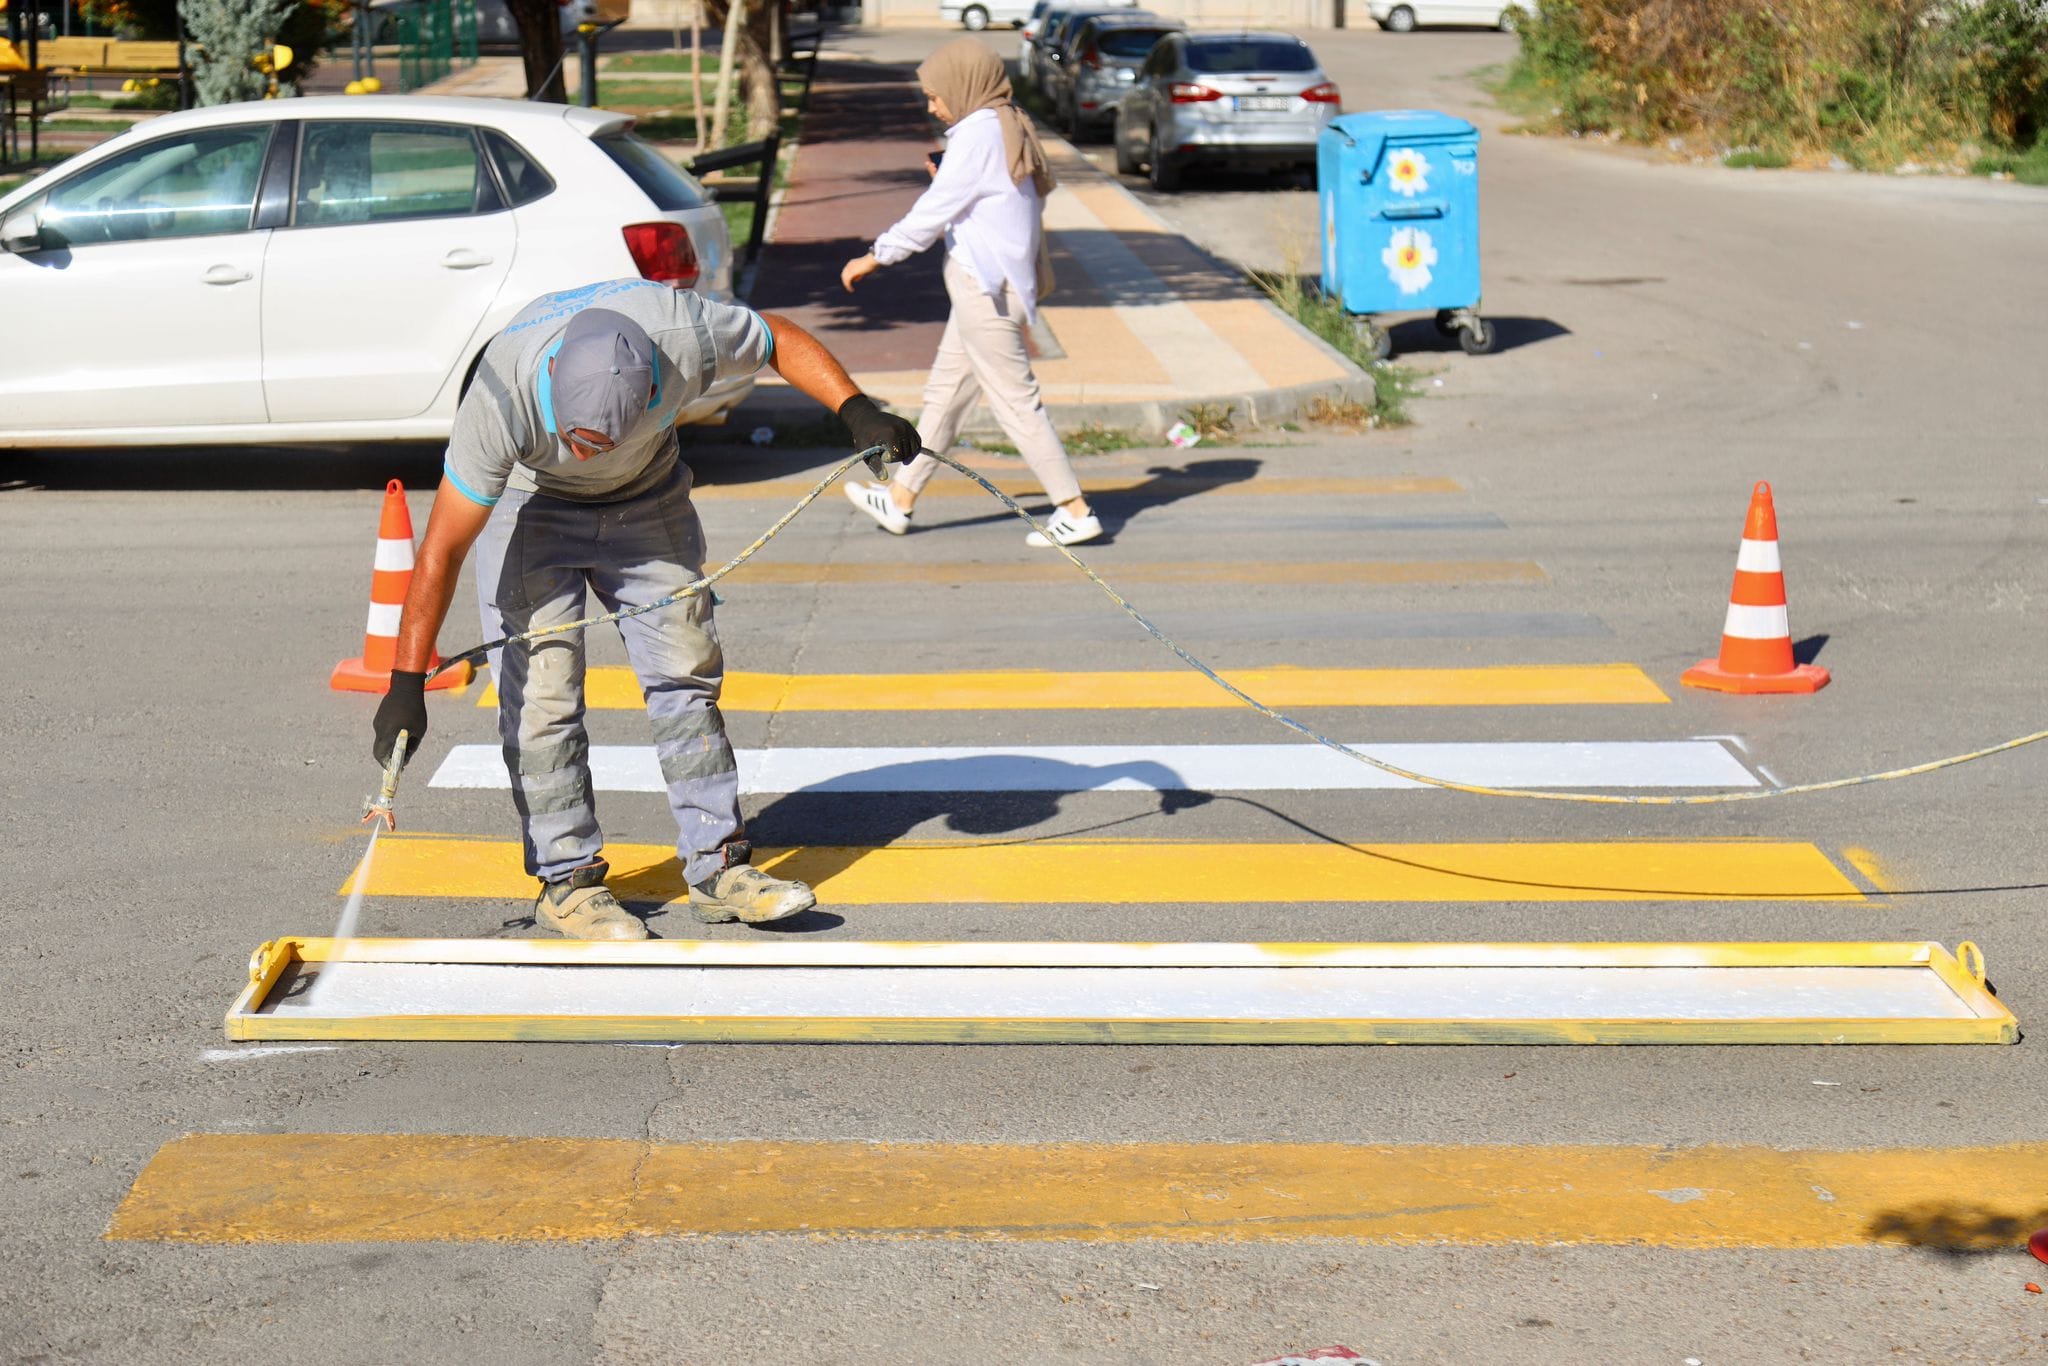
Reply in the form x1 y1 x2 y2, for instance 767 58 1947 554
429 741 1759 794
269 963 1968 1022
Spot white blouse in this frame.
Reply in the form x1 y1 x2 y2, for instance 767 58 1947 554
872 108 1044 320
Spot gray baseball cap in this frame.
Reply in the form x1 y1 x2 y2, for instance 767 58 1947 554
550 307 657 448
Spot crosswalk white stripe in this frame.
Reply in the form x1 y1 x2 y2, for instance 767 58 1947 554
429 741 1759 794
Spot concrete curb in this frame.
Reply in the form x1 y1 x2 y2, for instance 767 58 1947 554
723 369 1379 443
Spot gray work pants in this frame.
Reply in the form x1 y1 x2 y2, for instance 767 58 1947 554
476 461 742 887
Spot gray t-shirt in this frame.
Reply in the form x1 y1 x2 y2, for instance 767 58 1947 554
444 279 772 506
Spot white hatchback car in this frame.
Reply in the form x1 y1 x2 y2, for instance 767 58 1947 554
1368 0 1519 32
0 96 747 448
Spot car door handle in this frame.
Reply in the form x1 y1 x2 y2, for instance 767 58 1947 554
441 249 494 270
202 264 253 285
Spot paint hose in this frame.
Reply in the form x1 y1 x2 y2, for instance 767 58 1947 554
428 447 2048 806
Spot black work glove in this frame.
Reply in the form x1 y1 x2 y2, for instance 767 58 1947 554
372 670 428 768
838 393 922 479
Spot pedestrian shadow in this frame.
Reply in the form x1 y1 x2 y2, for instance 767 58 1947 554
916 456 1263 538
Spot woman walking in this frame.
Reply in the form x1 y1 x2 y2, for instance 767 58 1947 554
839 38 1100 548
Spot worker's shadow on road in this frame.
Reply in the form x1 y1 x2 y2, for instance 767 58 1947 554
741 755 1215 913
914 456 1263 541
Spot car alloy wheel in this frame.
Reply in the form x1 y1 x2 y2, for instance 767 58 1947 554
1386 5 1416 31
962 5 989 30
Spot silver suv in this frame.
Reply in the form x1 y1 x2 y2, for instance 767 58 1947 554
1049 14 1183 141
1112 31 1340 191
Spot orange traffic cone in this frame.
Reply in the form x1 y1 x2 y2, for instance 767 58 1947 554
331 480 472 694
1682 481 1829 695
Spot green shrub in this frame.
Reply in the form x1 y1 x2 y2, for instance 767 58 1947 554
1503 0 2048 170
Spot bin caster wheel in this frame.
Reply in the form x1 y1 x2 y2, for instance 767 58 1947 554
1434 309 1459 337
1353 318 1392 361
1457 318 1496 355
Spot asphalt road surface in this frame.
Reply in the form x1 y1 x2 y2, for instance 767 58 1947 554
6 25 2048 1366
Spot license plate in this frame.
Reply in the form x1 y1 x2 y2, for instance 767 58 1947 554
1235 96 1293 112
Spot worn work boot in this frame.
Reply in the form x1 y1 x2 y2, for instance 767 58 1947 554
534 865 649 941
689 864 817 925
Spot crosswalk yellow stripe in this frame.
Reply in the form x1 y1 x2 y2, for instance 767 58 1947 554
108 1135 2047 1246
476 664 1669 710
691 474 1462 501
348 837 1863 904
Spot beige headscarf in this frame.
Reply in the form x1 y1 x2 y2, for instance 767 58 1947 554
918 38 1056 198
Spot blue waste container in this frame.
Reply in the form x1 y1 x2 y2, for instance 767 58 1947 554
1318 109 1493 359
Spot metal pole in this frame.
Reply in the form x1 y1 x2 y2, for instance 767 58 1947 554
578 26 597 107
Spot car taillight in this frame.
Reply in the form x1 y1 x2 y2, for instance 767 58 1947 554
621 221 700 289
1170 82 1222 103
1302 82 1342 104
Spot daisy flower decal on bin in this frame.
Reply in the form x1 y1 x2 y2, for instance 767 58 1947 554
1385 147 1430 197
1381 226 1437 295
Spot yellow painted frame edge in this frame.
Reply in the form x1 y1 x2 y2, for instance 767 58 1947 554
221 1012 2012 1046
224 939 297 1041
223 939 2018 1045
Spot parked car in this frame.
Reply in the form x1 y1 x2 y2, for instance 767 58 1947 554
1368 0 1520 32
0 96 747 448
1048 13 1182 141
1113 32 1340 191
1019 0 1054 46
939 0 1035 30
1026 3 1136 90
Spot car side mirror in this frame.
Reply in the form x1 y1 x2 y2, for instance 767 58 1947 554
1 207 42 255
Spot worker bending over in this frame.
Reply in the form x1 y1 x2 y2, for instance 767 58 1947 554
372 279 920 940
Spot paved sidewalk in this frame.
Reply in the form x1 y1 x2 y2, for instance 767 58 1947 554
746 42 1370 433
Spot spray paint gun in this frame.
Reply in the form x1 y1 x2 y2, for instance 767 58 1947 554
362 730 409 832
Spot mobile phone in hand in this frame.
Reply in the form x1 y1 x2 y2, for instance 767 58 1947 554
927 151 944 169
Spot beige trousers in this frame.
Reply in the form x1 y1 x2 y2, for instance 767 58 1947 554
892 254 1080 506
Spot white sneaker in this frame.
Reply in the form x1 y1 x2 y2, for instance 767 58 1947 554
1025 510 1103 548
845 480 911 535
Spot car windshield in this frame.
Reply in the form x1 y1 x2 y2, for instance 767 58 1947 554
1096 27 1169 58
1184 39 1317 74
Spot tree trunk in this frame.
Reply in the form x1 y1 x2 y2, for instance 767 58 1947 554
709 0 747 148
733 1 770 140
504 0 566 102
690 0 706 154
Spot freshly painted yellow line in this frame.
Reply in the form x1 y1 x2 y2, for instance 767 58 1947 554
477 664 1668 711
721 559 1548 587
108 1135 2048 1246
346 836 1863 904
691 475 1461 501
